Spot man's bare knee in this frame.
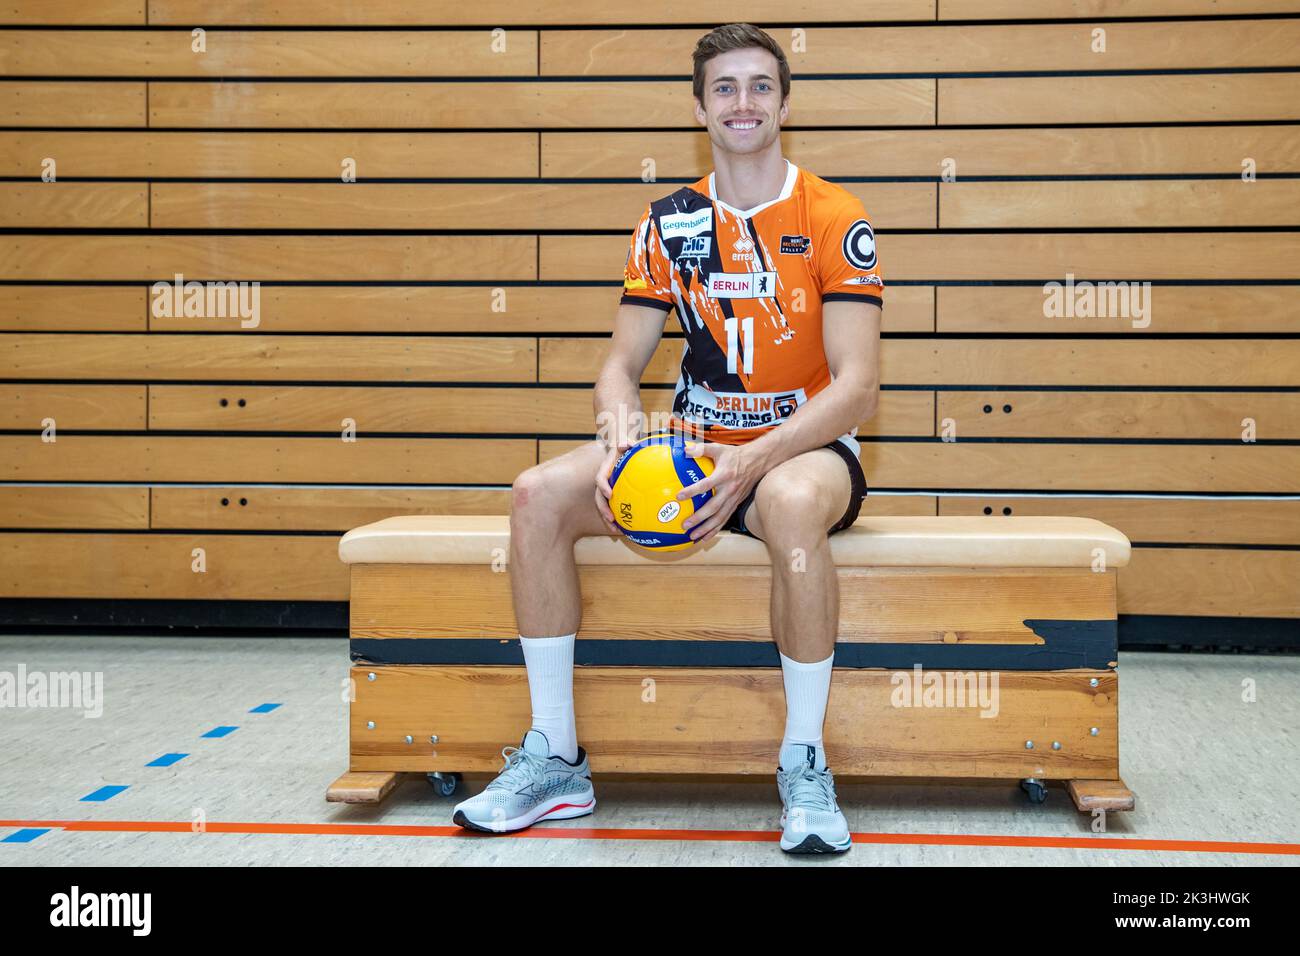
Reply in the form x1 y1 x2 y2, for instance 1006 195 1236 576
755 473 836 540
512 456 605 540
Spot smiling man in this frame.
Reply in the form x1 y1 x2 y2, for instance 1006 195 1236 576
452 22 883 855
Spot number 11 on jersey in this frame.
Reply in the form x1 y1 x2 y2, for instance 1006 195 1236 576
724 315 754 375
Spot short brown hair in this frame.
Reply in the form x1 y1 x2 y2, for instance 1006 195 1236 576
692 23 790 104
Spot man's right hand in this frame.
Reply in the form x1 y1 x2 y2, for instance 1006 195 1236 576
594 440 635 535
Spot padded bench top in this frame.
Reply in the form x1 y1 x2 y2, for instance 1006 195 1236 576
339 515 1130 568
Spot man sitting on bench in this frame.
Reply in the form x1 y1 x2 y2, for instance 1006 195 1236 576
452 22 883 854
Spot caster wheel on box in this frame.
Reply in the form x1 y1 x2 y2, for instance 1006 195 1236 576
1020 777 1048 804
427 772 462 797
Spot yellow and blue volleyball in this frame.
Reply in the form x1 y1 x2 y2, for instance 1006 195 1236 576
607 432 715 552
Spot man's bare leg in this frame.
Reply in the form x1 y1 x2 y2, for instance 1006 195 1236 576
450 441 616 832
509 440 620 637
743 446 857 853
743 446 853 663
504 440 619 764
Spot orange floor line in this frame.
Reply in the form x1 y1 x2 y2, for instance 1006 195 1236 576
3 819 1297 855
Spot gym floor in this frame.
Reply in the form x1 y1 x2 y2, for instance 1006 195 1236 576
2 635 1296 866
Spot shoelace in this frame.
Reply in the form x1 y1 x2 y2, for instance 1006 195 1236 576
485 745 549 791
780 762 838 813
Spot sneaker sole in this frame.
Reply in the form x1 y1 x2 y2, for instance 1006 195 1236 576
780 832 852 854
453 792 596 834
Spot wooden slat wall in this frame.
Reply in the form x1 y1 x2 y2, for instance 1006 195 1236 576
1 3 1298 622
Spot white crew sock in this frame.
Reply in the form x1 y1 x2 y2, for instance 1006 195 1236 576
519 632 579 763
779 649 834 754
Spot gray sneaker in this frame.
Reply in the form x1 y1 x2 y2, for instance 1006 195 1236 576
452 729 595 833
776 743 852 854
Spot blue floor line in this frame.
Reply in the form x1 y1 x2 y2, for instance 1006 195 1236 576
80 785 128 802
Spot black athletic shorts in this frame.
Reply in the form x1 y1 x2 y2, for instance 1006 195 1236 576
721 437 868 541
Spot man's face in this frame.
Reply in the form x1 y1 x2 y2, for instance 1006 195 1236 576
694 46 788 155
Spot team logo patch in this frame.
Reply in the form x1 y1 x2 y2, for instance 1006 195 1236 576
678 236 711 259
842 219 877 270
773 392 799 418
780 234 811 255
707 272 776 299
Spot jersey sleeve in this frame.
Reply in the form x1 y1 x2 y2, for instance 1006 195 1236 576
619 203 676 313
816 198 884 308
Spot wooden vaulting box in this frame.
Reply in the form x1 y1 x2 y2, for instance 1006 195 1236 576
328 515 1135 813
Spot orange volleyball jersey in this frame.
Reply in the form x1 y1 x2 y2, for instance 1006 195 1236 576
620 160 884 446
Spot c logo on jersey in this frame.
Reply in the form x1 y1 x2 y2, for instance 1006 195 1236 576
842 219 877 271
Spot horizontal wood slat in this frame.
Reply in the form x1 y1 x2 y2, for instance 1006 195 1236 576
541 233 1300 281
0 183 148 229
1 435 535 483
1 384 147 429
544 21 1300 74
152 485 932 529
6 383 1292 441
2 335 536 382
7 128 1297 178
0 131 540 178
0 487 148 528
538 439 1299 493
0 285 934 334
1121 547 1300 617
0 81 146 127
1 235 536 280
939 496 1300 547
539 338 1300 387
146 1 938 26
23 230 1274 284
142 385 933 436
0 286 145 331
11 22 1289 79
936 286 1297 334
7 179 1293 231
0 1 144 25
0 532 347 599
935 391 1300 440
16 284 1284 335
939 74 1300 125
939 0 1300 18
6 485 1297 548
0 30 538 77
542 127 1300 177
149 486 514 530
149 181 934 230
940 180 1300 229
147 79 936 128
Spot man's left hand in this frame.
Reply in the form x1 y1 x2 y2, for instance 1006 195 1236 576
676 440 765 544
